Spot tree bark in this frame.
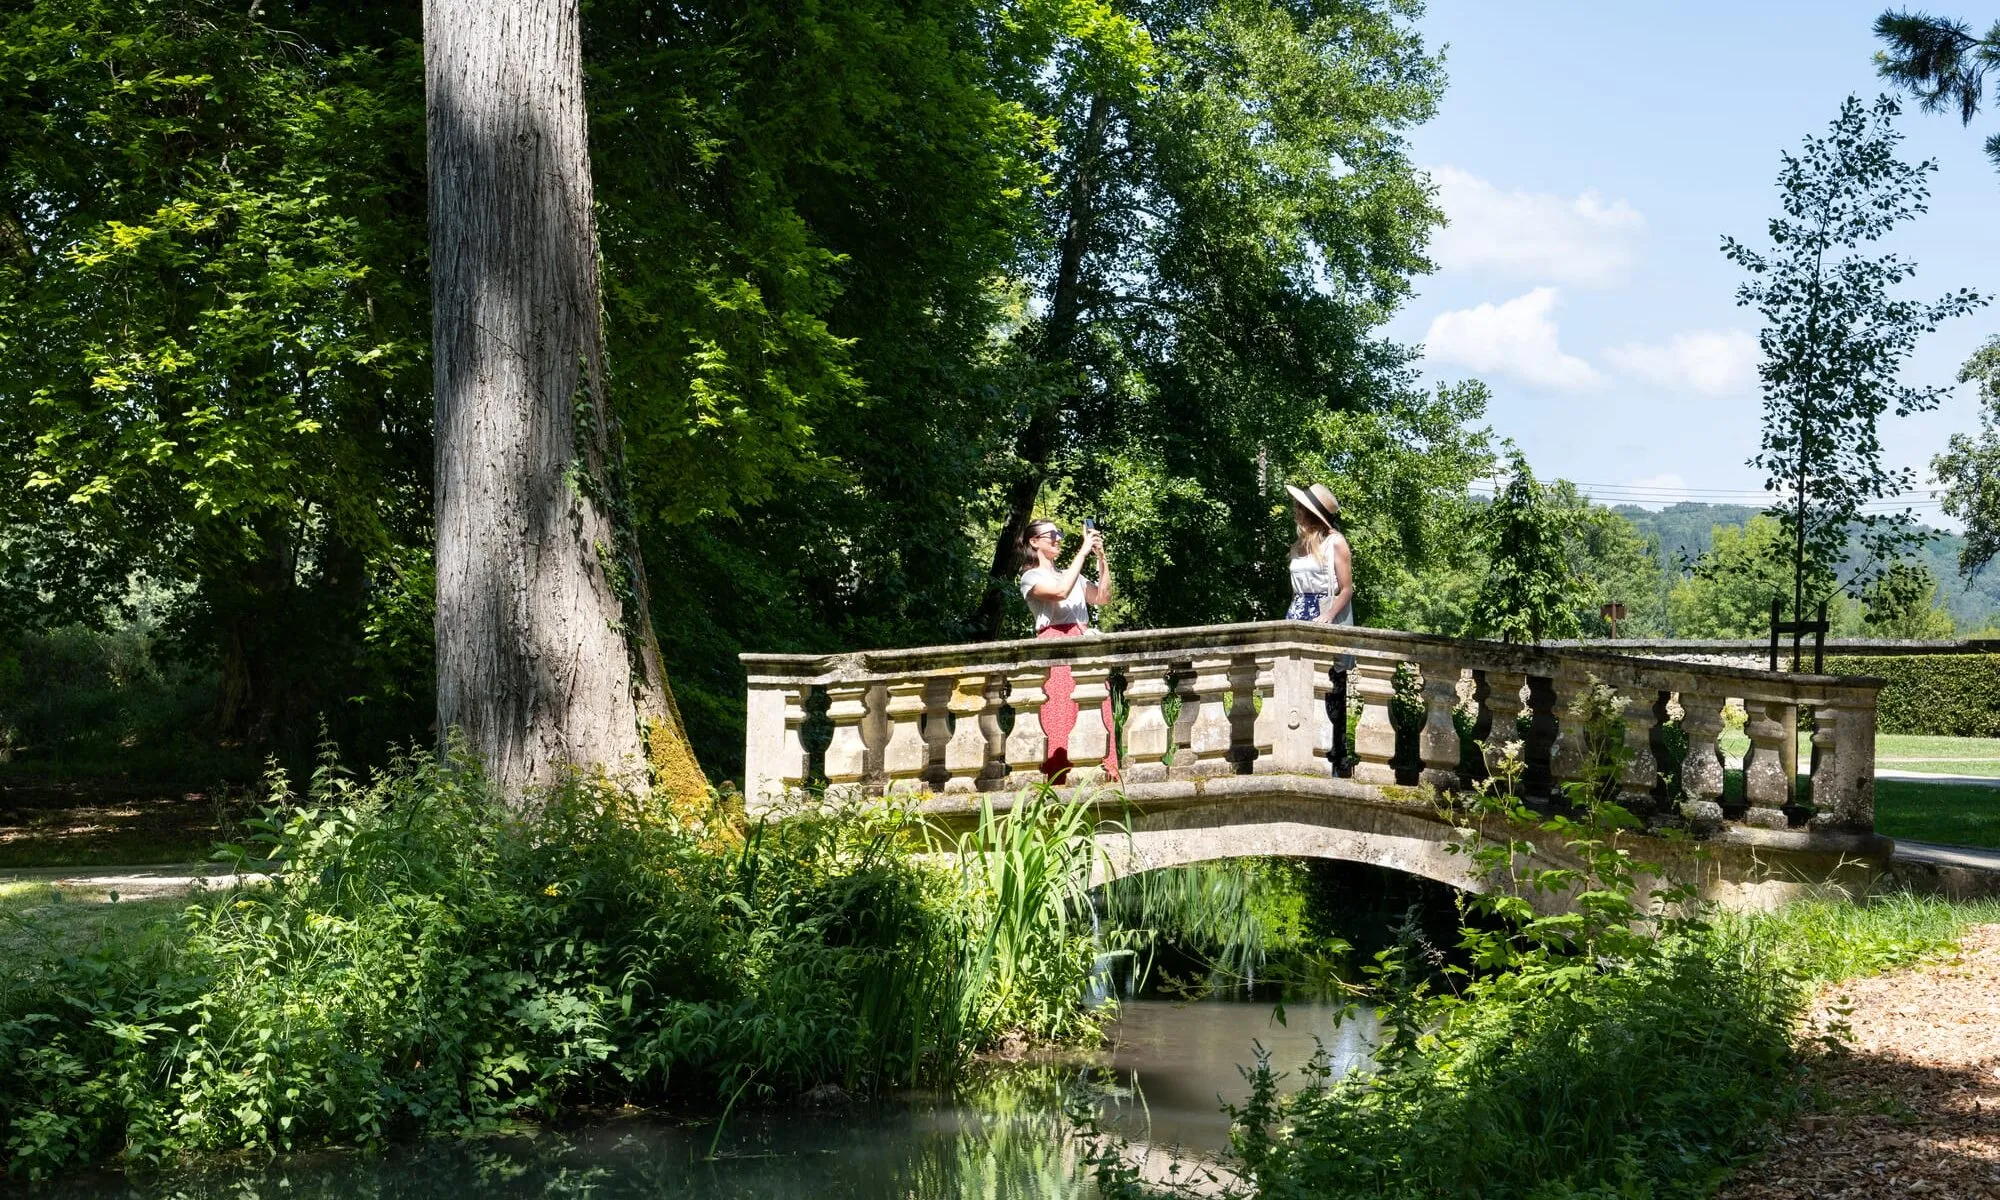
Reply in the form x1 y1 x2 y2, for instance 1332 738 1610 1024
427 0 676 797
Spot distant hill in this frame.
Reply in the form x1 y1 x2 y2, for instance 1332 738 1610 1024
1610 501 2000 633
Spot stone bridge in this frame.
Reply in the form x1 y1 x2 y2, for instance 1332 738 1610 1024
741 622 1894 909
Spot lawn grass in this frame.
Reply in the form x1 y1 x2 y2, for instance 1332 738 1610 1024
0 881 190 962
1876 760 2000 778
1871 777 2000 849
1875 734 2000 760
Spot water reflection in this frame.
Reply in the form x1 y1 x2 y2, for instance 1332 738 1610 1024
44 1000 1374 1200
1095 998 1378 1152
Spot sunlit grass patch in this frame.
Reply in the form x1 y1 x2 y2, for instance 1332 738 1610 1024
0 881 189 963
1874 734 2000 760
1873 778 2000 848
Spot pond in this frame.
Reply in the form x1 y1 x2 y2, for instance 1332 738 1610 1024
49 998 1378 1199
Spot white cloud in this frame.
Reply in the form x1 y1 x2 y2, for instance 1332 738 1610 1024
1429 166 1646 287
1602 330 1760 396
1423 287 1604 391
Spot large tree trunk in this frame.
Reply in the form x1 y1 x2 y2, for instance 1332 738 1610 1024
427 0 696 797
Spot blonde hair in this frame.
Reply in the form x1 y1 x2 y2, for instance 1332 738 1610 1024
1290 503 1329 561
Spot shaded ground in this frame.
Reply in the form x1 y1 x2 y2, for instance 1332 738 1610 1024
0 777 252 868
1719 924 2000 1199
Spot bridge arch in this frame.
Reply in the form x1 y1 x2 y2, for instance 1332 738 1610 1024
1080 787 1578 896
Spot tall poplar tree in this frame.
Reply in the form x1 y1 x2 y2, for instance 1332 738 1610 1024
1723 95 1983 644
426 0 699 797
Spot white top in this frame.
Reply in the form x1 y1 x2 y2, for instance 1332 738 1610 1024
1020 567 1091 631
1289 551 1333 597
1291 541 1355 625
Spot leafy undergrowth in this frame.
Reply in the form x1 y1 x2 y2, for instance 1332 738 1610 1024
1086 679 2000 1200
0 752 1103 1180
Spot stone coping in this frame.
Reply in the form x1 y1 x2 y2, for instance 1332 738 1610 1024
741 620 1885 694
1556 637 2000 657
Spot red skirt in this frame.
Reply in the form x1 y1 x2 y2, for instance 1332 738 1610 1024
1036 622 1119 782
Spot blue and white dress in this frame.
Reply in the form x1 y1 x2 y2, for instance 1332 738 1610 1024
1285 544 1353 624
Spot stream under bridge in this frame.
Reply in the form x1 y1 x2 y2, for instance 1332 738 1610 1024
741 622 1895 909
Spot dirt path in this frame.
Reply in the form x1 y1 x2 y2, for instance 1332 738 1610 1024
1718 924 2000 1199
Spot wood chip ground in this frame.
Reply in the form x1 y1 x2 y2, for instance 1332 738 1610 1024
1718 924 2000 1199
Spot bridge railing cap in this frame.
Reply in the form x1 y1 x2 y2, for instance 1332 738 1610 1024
739 620 1886 695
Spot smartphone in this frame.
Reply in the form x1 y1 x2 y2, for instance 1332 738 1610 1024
1082 518 1096 533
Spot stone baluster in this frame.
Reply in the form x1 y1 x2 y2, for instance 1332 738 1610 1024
1618 690 1661 814
1415 657 1464 791
1546 672 1591 795
1314 656 1345 775
1349 657 1400 786
780 686 812 789
1741 700 1793 828
942 674 991 793
1810 697 1877 832
921 677 954 791
1002 667 1048 789
880 678 931 794
1067 663 1113 781
1173 659 1236 779
1479 669 1527 787
861 682 889 794
1255 652 1321 775
822 681 874 790
1170 664 1199 763
1120 661 1174 783
977 676 1011 791
1677 691 1726 830
1228 656 1262 773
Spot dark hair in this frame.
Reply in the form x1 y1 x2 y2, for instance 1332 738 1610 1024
1016 519 1059 572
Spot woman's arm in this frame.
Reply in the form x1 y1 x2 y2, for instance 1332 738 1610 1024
1320 535 1355 623
1085 537 1112 605
1025 531 1102 601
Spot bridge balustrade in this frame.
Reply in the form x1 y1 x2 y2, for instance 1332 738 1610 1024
741 621 1883 836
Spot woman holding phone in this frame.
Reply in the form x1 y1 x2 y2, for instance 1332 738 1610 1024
1017 517 1116 780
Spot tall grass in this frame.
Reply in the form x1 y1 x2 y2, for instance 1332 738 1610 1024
0 753 1100 1179
946 790 1104 1040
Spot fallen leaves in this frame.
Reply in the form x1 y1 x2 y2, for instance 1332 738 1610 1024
1718 924 2000 1200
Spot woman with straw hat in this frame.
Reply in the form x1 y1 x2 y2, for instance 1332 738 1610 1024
1283 482 1354 626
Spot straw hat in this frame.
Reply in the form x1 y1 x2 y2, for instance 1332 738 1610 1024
1285 483 1339 529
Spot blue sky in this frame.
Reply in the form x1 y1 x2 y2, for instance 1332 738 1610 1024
1389 1 2000 520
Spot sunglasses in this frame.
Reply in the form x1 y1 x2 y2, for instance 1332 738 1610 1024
1030 528 1062 542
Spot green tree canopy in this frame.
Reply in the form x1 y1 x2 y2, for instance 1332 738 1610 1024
1933 336 2000 574
1463 450 1586 645
975 0 1463 635
0 0 432 747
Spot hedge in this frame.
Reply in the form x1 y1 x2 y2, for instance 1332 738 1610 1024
1823 654 2000 738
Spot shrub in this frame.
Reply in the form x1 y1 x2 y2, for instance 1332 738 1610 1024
0 751 1100 1178
1823 653 2000 737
